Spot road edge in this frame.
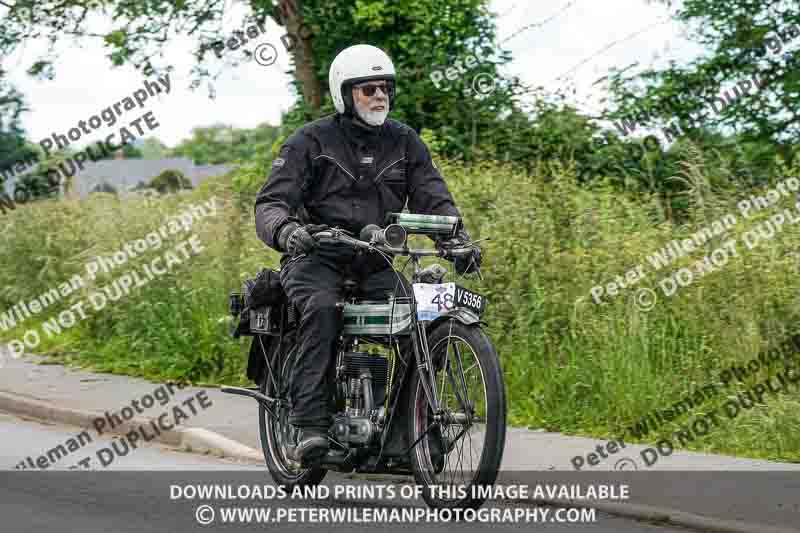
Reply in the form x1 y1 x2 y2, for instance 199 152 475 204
525 497 796 533
0 391 263 463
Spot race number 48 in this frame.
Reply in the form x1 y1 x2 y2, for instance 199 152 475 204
431 292 454 311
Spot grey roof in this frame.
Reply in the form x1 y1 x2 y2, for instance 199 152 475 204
2 154 232 199
72 158 232 197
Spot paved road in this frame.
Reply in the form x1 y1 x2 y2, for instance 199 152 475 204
0 411 256 470
0 412 695 532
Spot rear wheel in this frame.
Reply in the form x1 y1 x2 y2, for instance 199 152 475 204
407 320 506 509
259 343 327 488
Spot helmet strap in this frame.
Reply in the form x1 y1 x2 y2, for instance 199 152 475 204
342 81 355 115
342 84 374 127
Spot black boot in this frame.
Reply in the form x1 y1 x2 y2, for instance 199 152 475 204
287 426 330 466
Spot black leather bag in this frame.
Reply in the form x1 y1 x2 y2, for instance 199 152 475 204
230 269 285 337
243 268 284 308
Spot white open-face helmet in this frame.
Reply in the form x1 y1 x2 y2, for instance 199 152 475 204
329 44 396 114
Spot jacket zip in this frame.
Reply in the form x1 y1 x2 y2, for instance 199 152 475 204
314 154 358 182
373 157 406 186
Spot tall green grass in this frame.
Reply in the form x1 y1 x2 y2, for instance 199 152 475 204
1 152 799 462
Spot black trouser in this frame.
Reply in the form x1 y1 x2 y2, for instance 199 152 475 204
279 241 411 431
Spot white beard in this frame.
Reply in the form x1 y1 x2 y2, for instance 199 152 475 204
354 101 389 126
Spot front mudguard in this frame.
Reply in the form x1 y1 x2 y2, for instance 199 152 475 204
425 308 482 330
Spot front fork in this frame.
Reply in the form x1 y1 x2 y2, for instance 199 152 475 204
406 277 446 425
410 317 442 415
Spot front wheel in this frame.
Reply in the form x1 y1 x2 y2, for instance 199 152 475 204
407 320 506 509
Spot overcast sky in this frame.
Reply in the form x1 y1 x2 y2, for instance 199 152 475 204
2 0 702 149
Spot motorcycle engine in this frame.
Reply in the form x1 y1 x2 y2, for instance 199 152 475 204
333 352 389 446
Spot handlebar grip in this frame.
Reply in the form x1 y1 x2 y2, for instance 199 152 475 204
313 230 335 240
440 244 476 258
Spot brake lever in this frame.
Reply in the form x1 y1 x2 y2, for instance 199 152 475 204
473 261 484 281
439 236 489 251
463 237 490 247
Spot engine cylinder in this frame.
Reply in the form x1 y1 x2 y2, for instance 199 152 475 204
342 352 388 408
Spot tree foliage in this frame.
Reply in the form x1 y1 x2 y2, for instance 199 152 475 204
0 70 35 179
605 0 800 162
170 122 280 165
149 169 192 194
90 182 118 194
139 137 170 159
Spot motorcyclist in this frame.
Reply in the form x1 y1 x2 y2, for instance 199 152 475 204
254 44 481 466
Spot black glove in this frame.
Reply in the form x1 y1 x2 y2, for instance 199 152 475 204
455 245 482 275
277 222 329 257
440 229 482 275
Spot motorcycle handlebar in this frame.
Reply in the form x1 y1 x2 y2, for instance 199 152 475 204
312 229 476 258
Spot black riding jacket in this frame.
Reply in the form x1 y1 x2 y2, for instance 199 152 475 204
254 113 461 252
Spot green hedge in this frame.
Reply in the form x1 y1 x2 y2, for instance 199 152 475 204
2 153 799 463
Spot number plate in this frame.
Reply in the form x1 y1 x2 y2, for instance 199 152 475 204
412 283 486 320
453 285 487 316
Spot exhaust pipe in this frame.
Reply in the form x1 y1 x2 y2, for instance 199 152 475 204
360 371 374 411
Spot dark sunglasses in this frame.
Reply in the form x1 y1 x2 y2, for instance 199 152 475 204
354 82 394 97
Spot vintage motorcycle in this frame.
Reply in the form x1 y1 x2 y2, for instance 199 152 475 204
223 213 506 509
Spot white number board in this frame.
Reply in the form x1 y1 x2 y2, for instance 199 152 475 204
412 283 455 321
